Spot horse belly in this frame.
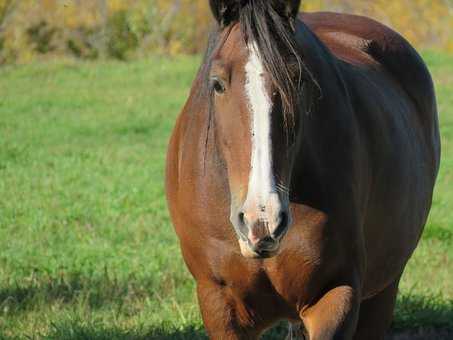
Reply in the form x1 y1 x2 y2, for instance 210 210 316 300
361 138 437 297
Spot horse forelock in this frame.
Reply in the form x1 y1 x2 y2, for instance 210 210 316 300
239 0 304 129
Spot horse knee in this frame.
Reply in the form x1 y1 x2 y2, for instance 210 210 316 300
301 285 360 340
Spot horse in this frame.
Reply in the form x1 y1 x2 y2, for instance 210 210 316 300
165 1 441 338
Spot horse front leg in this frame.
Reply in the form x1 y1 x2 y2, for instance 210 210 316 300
300 285 361 340
197 280 262 340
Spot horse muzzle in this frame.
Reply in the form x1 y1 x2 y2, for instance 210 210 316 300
238 236 281 259
233 207 291 259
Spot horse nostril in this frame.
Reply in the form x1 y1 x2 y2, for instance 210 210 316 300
250 236 275 252
238 211 246 225
261 236 274 244
272 211 289 240
279 211 288 224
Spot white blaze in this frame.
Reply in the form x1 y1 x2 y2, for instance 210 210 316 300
244 43 280 220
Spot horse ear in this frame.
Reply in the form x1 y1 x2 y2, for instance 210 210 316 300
209 0 301 28
209 0 240 28
283 0 301 19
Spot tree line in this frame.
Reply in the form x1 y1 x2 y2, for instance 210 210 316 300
0 0 451 64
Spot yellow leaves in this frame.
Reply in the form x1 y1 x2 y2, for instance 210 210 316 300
0 0 14 18
108 0 128 12
310 0 453 51
156 0 453 53
303 0 325 12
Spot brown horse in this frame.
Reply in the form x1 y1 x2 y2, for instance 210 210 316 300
166 1 440 339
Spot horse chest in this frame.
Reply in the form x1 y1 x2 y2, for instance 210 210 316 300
208 225 325 312
202 254 320 326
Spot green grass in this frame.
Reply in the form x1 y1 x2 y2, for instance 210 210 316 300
0 52 452 338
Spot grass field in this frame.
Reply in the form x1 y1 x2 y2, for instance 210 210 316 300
0 52 452 339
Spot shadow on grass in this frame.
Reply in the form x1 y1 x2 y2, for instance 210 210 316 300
0 275 452 339
6 320 451 340
0 271 155 316
0 322 287 340
393 292 453 330
42 324 209 340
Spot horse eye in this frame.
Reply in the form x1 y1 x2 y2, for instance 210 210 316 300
211 77 226 94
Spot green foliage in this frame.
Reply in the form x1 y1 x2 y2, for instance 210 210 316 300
0 52 452 338
106 10 139 60
26 20 58 54
66 27 100 60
